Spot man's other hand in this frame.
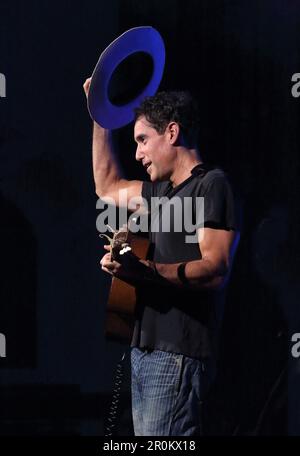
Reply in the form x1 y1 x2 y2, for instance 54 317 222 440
83 77 92 98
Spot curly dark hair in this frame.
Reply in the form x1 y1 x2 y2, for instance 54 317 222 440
134 91 200 148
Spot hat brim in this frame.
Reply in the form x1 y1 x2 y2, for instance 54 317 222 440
87 26 165 130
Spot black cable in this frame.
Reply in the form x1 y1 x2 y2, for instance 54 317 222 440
104 350 128 437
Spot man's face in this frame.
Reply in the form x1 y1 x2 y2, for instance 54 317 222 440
134 116 173 182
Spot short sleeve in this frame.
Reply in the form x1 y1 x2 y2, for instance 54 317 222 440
201 175 241 231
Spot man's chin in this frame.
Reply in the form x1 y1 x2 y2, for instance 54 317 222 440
149 170 156 181
151 174 167 182
150 173 160 182
149 169 167 182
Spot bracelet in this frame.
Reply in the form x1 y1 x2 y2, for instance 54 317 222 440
177 262 189 286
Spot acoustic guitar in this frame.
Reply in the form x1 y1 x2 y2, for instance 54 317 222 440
101 225 150 344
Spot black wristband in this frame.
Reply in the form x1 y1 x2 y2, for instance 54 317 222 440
177 262 189 286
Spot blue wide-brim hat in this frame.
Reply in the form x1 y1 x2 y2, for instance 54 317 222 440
88 26 165 130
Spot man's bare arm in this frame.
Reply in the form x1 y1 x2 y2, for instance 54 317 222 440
155 228 240 290
92 123 143 208
83 78 143 209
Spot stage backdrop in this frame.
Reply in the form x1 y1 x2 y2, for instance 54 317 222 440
0 0 299 435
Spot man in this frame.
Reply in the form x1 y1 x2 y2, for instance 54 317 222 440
84 80 240 436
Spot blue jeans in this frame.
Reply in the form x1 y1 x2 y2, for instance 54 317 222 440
131 347 216 436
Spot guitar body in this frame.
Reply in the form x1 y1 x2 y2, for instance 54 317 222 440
105 235 150 344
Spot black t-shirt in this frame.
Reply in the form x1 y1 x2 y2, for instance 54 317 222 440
130 164 240 360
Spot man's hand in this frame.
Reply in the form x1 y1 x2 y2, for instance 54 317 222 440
100 244 122 276
100 244 158 285
83 77 92 99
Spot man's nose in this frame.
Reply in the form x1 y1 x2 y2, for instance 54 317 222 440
135 145 144 162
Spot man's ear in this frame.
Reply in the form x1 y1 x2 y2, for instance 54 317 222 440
167 122 180 145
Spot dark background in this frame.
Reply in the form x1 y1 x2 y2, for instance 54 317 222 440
0 0 299 435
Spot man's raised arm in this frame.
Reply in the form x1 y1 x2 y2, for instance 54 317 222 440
83 78 143 209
